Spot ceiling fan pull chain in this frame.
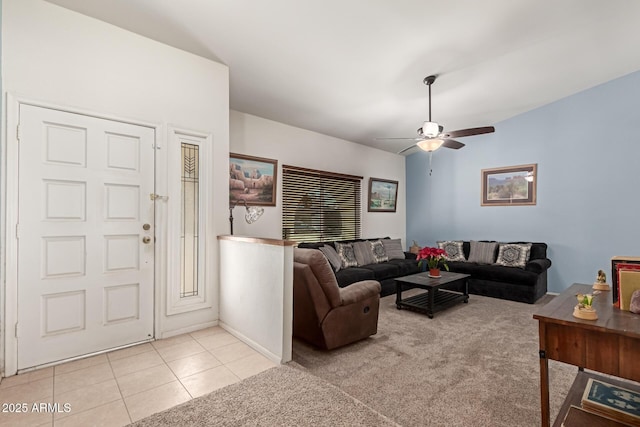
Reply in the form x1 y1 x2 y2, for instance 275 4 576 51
428 80 432 122
429 151 433 176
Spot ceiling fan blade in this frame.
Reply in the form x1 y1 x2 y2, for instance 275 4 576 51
444 126 495 138
375 137 418 141
397 144 418 154
441 139 465 149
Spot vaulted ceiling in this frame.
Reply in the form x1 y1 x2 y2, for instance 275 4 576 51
46 0 640 154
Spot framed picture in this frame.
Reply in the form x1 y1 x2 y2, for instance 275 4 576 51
481 163 537 206
368 178 398 212
229 153 278 206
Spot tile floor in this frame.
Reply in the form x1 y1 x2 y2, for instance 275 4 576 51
0 326 277 427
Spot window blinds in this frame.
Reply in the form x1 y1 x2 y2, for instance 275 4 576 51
282 165 362 242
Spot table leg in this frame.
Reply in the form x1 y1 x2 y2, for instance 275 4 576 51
463 278 469 303
427 288 435 318
539 323 550 427
395 282 402 309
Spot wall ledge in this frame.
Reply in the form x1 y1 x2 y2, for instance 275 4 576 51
217 235 297 247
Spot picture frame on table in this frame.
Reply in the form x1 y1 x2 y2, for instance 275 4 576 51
368 178 398 212
481 163 537 206
229 153 278 206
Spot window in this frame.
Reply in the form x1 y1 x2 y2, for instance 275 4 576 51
181 142 199 298
282 165 361 242
166 127 213 316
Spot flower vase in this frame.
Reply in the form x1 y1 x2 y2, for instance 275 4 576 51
429 268 441 278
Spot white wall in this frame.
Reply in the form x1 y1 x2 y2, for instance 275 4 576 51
2 0 229 354
406 70 640 294
219 237 293 363
230 110 407 245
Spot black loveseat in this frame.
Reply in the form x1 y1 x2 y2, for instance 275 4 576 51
441 241 551 304
298 238 419 297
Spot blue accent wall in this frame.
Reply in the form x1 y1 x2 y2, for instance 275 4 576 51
406 70 640 293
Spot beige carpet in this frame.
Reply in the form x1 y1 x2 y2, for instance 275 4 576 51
293 292 576 426
130 362 397 426
131 293 576 426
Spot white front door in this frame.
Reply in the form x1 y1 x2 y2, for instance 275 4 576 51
17 104 155 370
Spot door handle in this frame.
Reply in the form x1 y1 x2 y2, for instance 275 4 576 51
142 236 152 244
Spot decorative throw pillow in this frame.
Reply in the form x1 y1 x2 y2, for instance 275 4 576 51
335 242 358 268
352 241 375 266
319 245 342 272
467 241 498 264
370 240 388 263
495 243 532 269
437 241 466 262
381 238 405 260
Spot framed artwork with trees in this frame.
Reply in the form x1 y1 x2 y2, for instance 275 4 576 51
368 178 398 212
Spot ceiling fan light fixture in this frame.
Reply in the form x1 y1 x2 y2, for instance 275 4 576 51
421 121 440 138
377 74 495 156
417 138 444 152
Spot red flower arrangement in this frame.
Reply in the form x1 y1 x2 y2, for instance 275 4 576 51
416 247 450 271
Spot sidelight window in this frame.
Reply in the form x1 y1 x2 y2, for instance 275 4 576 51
181 143 199 298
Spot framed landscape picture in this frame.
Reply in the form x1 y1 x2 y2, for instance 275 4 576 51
481 163 537 206
368 178 398 212
229 153 278 206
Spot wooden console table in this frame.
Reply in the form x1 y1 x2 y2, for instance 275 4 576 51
533 283 640 426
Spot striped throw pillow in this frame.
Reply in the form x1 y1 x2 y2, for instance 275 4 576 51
319 245 342 272
467 241 497 264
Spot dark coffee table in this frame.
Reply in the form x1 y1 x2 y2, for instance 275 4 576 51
395 271 470 318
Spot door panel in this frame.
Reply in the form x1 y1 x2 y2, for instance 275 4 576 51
17 105 155 369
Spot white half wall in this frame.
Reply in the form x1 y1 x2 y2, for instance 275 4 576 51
230 110 407 245
218 236 294 364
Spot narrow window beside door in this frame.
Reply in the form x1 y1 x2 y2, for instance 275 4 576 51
166 128 212 315
181 143 199 297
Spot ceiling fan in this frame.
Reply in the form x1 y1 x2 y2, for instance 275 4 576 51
377 75 495 154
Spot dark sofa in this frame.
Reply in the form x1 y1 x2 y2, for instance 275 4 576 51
298 238 419 297
442 241 551 304
297 238 551 304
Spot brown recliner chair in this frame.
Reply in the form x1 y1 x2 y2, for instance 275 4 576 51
293 248 381 350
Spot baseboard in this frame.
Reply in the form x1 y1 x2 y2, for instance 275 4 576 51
219 321 283 365
158 320 219 340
